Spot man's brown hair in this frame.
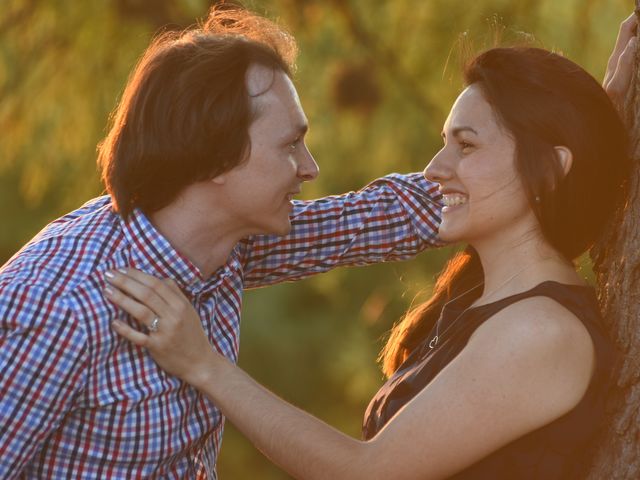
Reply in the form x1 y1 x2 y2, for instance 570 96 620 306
98 6 297 218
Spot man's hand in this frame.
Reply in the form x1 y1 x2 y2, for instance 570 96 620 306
604 13 638 114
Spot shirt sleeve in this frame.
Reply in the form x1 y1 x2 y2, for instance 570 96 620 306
240 172 443 288
0 283 88 478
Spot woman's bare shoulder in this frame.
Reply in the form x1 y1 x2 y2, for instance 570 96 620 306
468 294 596 410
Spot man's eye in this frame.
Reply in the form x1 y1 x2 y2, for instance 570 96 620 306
460 142 474 150
289 138 300 151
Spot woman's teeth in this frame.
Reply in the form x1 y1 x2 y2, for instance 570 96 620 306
442 194 468 207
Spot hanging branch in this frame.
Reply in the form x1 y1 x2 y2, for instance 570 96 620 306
0 0 37 37
327 0 441 122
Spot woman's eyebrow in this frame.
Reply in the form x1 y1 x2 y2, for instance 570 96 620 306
441 126 479 138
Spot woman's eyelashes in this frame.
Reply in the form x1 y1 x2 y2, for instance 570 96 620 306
459 140 475 152
441 139 475 153
441 133 476 154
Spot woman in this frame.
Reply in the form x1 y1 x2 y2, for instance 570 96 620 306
105 21 635 479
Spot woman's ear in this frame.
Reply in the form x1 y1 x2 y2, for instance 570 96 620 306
554 146 573 178
211 173 227 185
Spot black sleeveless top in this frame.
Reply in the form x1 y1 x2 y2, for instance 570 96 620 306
362 281 617 479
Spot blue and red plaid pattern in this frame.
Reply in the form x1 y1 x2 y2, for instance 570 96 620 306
0 173 441 479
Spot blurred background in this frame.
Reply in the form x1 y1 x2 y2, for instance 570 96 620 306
0 0 630 477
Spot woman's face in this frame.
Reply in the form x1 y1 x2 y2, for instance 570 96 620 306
425 84 534 244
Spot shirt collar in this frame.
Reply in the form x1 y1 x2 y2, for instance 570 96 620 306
120 208 241 294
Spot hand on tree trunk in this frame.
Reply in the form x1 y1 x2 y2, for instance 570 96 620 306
603 12 638 115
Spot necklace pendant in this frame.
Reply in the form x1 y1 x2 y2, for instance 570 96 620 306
429 335 439 349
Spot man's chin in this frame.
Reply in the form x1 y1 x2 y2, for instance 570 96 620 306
263 220 292 237
276 221 293 236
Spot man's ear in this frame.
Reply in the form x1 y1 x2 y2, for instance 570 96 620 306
554 146 573 178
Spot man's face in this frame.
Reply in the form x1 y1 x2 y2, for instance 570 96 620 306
218 65 319 237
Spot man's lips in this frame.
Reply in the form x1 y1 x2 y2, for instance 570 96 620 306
286 188 302 201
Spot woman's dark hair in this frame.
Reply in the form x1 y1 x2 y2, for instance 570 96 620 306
380 47 630 377
98 6 296 219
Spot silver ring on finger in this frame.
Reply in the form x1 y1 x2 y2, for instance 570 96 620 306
148 316 160 333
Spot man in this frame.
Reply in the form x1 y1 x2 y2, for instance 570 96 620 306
0 7 441 479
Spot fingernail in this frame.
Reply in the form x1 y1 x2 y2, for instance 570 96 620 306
112 320 122 328
118 268 128 275
105 271 115 279
105 286 114 295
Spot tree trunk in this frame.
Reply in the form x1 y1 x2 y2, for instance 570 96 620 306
587 5 640 479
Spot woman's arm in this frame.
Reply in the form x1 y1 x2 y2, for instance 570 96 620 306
603 12 638 112
106 269 595 480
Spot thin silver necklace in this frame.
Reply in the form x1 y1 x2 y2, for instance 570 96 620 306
428 259 552 350
428 281 484 349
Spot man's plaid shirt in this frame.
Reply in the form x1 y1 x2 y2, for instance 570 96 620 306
0 173 441 479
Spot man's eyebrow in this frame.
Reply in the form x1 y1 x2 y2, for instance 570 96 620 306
283 123 308 143
441 126 479 138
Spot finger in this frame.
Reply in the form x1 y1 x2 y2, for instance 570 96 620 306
164 277 187 299
605 13 638 85
609 14 637 65
105 285 158 330
605 36 638 105
118 268 186 312
105 270 170 317
164 276 182 292
111 319 151 347
158 276 192 314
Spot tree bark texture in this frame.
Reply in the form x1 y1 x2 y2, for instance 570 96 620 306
588 5 640 479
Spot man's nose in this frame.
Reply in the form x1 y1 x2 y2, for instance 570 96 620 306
298 148 319 181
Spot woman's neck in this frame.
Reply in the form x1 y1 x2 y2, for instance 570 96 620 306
471 231 583 307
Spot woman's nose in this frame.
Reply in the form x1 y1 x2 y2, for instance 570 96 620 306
423 148 452 183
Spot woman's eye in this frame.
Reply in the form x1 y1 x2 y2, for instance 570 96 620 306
460 141 474 151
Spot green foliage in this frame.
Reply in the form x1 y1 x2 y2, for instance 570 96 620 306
0 0 629 478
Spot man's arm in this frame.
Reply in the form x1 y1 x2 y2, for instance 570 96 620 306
0 283 88 478
240 173 442 288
